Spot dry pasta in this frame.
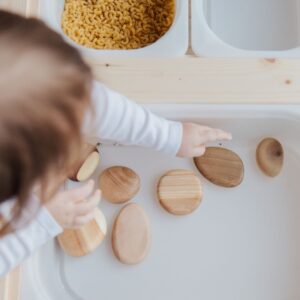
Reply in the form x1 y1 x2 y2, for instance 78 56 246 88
61 0 175 50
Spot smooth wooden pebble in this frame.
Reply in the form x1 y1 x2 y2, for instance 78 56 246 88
57 208 107 257
69 144 100 182
99 166 140 204
256 138 284 177
194 147 244 187
112 203 151 265
157 169 202 215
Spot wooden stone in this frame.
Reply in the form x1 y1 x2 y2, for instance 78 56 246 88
194 147 244 187
112 203 151 265
157 169 202 215
256 138 284 177
99 166 140 204
69 144 100 182
57 208 107 257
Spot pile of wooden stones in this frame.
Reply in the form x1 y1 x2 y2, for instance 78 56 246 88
58 137 284 264
58 145 151 264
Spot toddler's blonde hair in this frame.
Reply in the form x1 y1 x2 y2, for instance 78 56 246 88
0 10 92 234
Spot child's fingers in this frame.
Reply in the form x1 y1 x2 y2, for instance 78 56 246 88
215 129 232 140
203 128 232 143
196 125 213 131
75 189 101 215
73 210 96 227
193 145 206 157
70 180 94 201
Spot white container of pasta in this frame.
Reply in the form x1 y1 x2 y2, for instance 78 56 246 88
192 0 300 58
39 0 188 57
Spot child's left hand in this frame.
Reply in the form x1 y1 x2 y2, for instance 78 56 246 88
177 122 232 158
45 180 101 229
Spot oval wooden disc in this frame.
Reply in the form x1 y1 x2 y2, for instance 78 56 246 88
112 203 151 265
69 144 100 182
77 151 100 182
256 138 284 177
157 169 202 215
57 209 107 257
99 166 140 204
194 147 244 187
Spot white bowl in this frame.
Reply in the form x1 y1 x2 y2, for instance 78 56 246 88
192 0 300 57
22 104 300 300
39 0 188 58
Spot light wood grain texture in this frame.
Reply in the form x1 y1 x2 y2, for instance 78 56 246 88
112 203 151 265
69 144 100 182
57 208 107 257
0 0 26 14
87 57 300 104
256 138 284 177
157 169 202 215
194 147 244 188
0 267 21 300
0 0 39 17
25 0 39 17
99 166 140 204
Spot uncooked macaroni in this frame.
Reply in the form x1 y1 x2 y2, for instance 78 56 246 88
61 0 175 50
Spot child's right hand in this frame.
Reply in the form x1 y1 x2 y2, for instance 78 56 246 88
45 180 101 229
177 122 232 158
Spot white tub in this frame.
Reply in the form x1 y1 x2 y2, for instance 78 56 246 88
21 104 300 300
192 0 300 58
39 1 188 58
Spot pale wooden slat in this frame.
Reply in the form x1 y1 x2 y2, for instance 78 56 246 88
25 0 39 17
0 0 26 14
0 267 21 300
88 56 300 104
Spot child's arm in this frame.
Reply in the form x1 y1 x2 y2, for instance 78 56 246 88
0 181 100 277
0 199 61 277
83 81 231 156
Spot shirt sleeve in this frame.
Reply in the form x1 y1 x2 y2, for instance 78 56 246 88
0 200 62 278
82 81 183 156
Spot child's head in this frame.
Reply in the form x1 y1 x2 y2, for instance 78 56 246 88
0 11 92 217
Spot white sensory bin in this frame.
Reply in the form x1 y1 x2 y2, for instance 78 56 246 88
21 104 300 300
192 0 300 57
39 0 188 57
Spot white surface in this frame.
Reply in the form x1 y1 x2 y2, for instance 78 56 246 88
192 0 300 57
21 104 300 300
39 0 188 57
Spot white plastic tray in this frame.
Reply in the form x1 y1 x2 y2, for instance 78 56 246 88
192 0 300 57
21 104 300 300
39 0 188 58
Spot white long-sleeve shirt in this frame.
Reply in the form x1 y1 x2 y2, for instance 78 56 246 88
0 81 182 277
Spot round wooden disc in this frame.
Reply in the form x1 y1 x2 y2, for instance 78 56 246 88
99 166 140 204
256 138 284 177
157 169 202 216
112 203 151 265
194 147 244 188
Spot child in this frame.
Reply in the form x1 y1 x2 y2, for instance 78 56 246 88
0 10 231 277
